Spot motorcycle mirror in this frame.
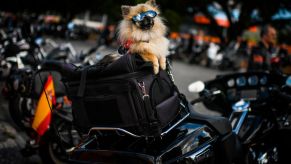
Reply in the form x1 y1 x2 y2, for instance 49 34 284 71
286 76 291 87
188 81 205 93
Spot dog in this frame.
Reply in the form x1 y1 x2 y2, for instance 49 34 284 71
118 0 169 74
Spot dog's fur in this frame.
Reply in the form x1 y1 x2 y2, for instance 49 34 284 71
118 0 169 74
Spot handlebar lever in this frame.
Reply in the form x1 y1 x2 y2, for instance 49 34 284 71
190 90 221 105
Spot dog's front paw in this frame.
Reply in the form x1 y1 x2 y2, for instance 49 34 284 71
159 57 166 70
153 65 159 74
160 62 166 70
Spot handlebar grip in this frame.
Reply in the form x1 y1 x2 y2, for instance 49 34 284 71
190 90 219 105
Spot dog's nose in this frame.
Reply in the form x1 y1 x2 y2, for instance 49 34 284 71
143 16 152 25
144 16 150 22
140 16 154 30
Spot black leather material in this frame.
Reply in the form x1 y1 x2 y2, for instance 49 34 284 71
33 71 66 97
41 55 153 81
40 61 79 79
56 54 184 136
188 103 232 136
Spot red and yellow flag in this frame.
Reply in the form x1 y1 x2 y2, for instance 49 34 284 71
32 75 55 136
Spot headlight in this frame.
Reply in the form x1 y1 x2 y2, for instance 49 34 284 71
35 37 43 46
67 22 75 30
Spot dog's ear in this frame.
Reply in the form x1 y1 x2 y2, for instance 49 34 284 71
146 0 157 7
121 5 131 17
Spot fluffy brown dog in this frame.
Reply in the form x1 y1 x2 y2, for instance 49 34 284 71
118 0 169 74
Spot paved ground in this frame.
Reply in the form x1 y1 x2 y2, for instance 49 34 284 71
0 38 234 163
171 60 231 115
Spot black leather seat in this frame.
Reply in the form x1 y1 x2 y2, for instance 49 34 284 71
188 103 232 136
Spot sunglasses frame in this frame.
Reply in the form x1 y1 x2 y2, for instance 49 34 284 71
132 10 157 22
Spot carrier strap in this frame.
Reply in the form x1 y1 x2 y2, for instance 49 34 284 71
166 60 188 110
77 68 88 97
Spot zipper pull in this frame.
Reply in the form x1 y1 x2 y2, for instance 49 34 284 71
138 81 149 99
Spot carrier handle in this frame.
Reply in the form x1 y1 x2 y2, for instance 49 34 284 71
88 127 141 138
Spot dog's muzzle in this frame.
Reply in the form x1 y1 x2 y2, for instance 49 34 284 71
140 16 154 30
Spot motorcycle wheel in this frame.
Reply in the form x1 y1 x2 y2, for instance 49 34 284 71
8 95 34 129
39 116 79 164
38 133 68 164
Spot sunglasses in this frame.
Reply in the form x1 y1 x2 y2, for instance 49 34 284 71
132 10 157 22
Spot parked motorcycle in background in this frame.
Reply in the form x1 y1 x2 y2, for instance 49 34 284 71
218 39 250 71
188 38 209 64
205 42 223 68
188 71 291 163
0 26 92 163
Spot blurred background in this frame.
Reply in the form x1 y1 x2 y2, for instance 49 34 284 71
0 0 290 163
1 0 291 43
1 0 290 70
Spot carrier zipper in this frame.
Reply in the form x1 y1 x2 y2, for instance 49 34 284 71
137 81 149 99
136 81 149 122
137 81 158 132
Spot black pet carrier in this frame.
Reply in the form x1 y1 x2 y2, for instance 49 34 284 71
64 54 189 137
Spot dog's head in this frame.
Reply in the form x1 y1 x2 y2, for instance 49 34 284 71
118 0 167 42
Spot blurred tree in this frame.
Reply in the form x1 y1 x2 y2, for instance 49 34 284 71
185 0 291 44
163 9 182 31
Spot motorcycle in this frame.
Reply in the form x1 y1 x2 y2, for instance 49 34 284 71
188 40 209 65
49 61 247 164
205 42 223 68
0 33 83 163
217 40 250 71
188 71 291 163
1 39 107 163
2 67 80 164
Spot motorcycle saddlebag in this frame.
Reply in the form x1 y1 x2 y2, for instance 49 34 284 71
64 54 188 136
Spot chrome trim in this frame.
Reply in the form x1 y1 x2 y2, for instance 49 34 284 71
87 112 190 138
186 144 213 162
87 104 190 138
156 129 217 163
158 127 205 159
231 110 248 134
80 137 96 149
180 102 186 109
161 113 190 136
257 152 268 164
88 127 141 138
